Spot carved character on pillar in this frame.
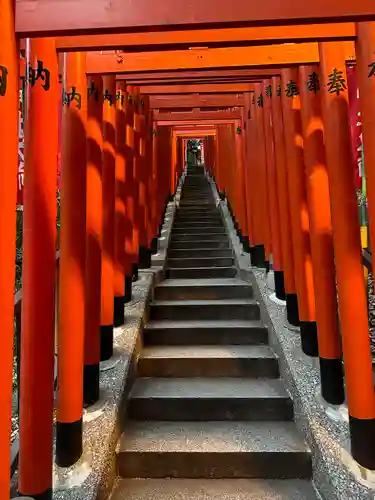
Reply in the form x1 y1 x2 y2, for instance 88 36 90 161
0 65 8 96
88 81 99 102
63 86 82 109
265 85 272 97
116 90 125 105
285 80 299 98
103 89 114 106
27 60 50 91
307 71 320 94
368 62 375 78
327 68 347 95
257 93 264 108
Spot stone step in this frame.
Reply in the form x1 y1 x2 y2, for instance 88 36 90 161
128 378 293 421
149 299 260 321
143 319 268 346
171 233 228 242
170 240 230 250
167 256 234 269
175 216 223 223
172 227 226 235
167 267 237 279
154 277 251 300
173 220 224 228
117 421 312 479
137 346 280 378
111 479 318 500
167 248 233 260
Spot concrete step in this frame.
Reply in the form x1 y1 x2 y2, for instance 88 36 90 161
167 256 234 269
149 299 259 321
154 277 251 300
128 378 292 421
167 267 237 279
172 227 226 234
117 421 312 479
170 240 230 250
175 216 223 223
143 319 268 346
168 248 233 260
171 233 228 242
111 479 318 500
173 220 224 228
138 346 279 377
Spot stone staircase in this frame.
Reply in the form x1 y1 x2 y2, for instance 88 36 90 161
110 165 318 500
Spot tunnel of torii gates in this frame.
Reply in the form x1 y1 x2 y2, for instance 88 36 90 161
3 0 375 496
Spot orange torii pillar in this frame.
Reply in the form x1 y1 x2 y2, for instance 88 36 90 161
131 86 143 273
84 75 103 403
281 68 318 355
118 82 133 303
113 81 129 328
241 101 255 257
18 38 58 500
145 102 158 255
263 79 285 299
319 41 375 469
253 84 271 270
0 2 18 496
100 75 116 360
244 93 262 263
234 119 249 249
137 94 152 269
56 52 87 467
214 125 226 199
299 65 344 404
149 111 159 255
124 85 138 283
271 76 299 325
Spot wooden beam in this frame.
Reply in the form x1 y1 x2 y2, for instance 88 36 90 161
155 109 242 121
145 84 251 95
175 130 216 136
16 0 374 37
54 24 355 52
149 94 244 108
86 42 355 74
157 119 236 125
118 68 279 80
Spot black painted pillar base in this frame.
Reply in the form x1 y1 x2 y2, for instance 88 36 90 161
286 293 300 327
19 488 52 500
251 244 267 268
169 194 175 202
100 324 113 362
132 262 139 282
242 236 251 253
300 321 319 357
274 270 286 301
264 261 270 273
139 246 152 269
83 363 100 407
349 415 375 470
219 191 226 201
237 229 244 244
319 357 345 405
151 237 158 254
114 296 125 327
124 274 132 303
55 419 83 468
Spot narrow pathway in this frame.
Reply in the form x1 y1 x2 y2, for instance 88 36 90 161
110 165 318 500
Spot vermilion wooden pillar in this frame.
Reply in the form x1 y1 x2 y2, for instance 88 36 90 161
0 1 19 497
254 83 271 269
263 79 285 299
131 86 142 273
56 52 87 467
271 76 299 324
113 81 128 328
234 119 249 247
124 85 137 281
319 41 375 469
298 64 344 404
137 93 151 269
150 118 159 254
101 75 116 359
84 75 103 403
281 68 318 355
18 38 58 500
242 97 255 256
